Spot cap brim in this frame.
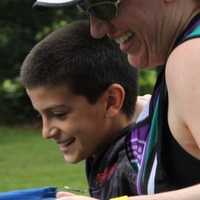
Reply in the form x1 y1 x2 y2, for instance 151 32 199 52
33 0 82 7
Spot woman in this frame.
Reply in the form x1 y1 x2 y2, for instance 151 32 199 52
34 0 200 199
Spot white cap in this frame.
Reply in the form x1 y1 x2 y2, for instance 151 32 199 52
33 0 82 7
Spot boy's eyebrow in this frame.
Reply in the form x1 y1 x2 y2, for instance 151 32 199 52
44 105 70 112
35 104 70 113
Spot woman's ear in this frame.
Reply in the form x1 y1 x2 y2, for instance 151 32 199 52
104 83 125 118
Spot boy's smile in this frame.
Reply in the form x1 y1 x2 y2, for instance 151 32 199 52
26 85 120 163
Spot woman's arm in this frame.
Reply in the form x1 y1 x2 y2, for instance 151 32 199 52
57 184 200 200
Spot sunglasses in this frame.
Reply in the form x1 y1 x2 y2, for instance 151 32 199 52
77 0 121 21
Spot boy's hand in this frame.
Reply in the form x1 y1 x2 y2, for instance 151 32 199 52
56 191 75 199
56 191 97 200
57 194 97 200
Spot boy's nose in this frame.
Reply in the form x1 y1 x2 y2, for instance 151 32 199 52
42 120 58 139
90 16 110 38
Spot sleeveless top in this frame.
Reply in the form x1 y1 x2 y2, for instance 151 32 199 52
126 14 200 195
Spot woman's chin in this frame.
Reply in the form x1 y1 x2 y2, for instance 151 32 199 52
128 54 143 69
128 54 156 69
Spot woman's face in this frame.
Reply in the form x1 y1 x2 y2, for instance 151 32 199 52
90 0 166 68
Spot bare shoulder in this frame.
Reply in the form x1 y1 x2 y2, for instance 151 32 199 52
165 38 200 159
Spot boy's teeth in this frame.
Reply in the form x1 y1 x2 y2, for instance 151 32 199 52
115 32 133 44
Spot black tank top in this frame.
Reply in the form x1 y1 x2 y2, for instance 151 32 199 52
160 14 200 189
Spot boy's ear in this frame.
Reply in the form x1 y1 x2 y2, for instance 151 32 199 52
104 83 125 118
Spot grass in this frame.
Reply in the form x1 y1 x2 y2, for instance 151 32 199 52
0 126 87 192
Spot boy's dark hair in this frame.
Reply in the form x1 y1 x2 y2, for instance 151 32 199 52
20 20 138 118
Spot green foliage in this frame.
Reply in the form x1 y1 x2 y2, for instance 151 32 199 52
0 0 81 81
0 127 87 192
0 0 82 125
0 80 36 125
139 69 157 95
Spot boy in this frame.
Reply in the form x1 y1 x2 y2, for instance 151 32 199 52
20 20 141 200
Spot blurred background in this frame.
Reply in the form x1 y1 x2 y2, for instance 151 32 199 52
0 0 156 192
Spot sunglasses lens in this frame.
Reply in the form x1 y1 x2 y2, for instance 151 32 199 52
88 3 116 21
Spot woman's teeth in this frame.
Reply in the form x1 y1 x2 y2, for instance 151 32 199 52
115 32 134 44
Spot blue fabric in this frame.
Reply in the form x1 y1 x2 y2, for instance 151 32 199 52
0 187 57 200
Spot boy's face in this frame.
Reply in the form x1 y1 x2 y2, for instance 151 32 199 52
27 85 115 163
